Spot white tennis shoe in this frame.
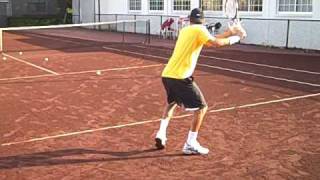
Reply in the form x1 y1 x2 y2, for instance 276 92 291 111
182 141 209 155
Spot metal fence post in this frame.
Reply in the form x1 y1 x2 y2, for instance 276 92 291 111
286 19 290 48
134 15 136 33
122 21 125 43
98 0 101 23
79 0 82 23
0 29 3 52
148 19 151 44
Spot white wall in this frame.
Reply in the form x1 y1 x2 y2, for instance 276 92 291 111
100 0 127 14
241 19 288 47
289 20 320 50
73 0 99 23
80 0 95 23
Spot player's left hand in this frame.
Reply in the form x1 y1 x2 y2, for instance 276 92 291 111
229 22 247 39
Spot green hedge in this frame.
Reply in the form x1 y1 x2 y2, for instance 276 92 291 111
8 16 63 27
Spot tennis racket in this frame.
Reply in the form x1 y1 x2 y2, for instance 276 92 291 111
224 0 239 25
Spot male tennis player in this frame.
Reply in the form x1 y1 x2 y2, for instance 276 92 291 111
155 8 246 155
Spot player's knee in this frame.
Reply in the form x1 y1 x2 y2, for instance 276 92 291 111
199 105 208 113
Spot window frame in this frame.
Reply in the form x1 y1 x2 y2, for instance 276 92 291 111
202 0 223 12
277 0 313 15
149 0 164 12
172 0 191 12
128 0 142 12
238 0 263 13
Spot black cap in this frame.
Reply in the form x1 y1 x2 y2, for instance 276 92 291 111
189 8 204 24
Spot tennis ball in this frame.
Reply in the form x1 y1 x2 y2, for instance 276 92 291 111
19 52 23 55
44 58 49 61
2 57 7 61
96 70 102 75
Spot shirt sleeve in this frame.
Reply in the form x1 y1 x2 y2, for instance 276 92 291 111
198 26 216 45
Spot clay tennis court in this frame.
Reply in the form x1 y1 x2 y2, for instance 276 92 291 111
0 25 319 179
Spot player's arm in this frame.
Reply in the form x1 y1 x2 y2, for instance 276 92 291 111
205 36 239 48
205 24 246 47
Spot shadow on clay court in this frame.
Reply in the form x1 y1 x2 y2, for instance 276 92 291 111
0 148 186 170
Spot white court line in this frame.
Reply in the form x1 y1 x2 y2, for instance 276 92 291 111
1 92 319 147
2 53 59 75
0 64 163 82
103 47 320 87
133 45 320 75
61 64 163 76
201 55 320 75
200 64 320 87
103 46 166 60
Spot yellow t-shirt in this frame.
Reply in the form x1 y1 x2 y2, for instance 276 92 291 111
162 24 215 79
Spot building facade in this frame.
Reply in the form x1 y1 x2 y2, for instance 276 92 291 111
82 0 319 19
73 0 320 50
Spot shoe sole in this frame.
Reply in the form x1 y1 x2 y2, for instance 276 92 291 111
155 138 165 150
183 149 209 155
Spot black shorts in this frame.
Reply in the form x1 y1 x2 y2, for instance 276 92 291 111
162 77 207 110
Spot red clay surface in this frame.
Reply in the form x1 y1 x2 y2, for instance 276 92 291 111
0 32 319 180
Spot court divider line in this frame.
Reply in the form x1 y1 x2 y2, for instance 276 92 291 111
103 46 167 60
0 64 164 82
103 46 320 87
133 45 320 75
2 53 59 75
1 92 320 147
200 64 320 87
200 55 320 75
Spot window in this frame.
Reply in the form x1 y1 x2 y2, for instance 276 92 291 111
0 2 8 16
150 0 164 11
129 0 141 11
173 0 190 11
239 0 263 12
27 0 46 13
203 0 223 11
278 0 312 12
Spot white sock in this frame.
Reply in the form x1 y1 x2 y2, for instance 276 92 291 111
187 131 198 145
158 119 169 134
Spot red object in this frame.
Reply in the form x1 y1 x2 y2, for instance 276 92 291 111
161 18 174 30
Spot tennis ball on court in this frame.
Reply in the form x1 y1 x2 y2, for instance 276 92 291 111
96 70 102 75
2 57 7 61
44 57 49 61
19 52 23 55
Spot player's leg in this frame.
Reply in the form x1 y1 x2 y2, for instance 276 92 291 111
161 102 178 132
155 78 179 149
182 105 209 155
181 79 209 155
190 105 208 132
155 102 177 149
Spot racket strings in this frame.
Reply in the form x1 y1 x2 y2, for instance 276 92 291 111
224 0 238 19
